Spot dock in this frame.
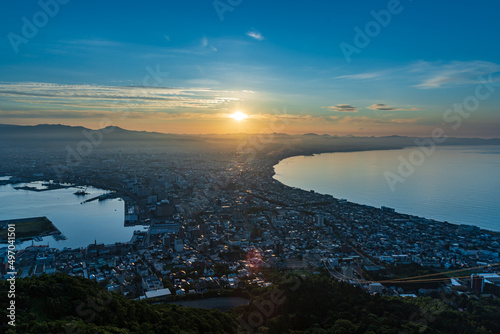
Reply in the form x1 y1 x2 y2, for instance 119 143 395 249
81 192 118 204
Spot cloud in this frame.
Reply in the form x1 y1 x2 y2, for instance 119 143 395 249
200 37 217 52
322 104 359 112
201 37 208 47
335 72 383 80
411 60 500 89
61 39 122 47
0 82 244 112
246 29 265 41
186 79 221 87
335 61 500 89
0 110 112 119
0 109 271 121
367 104 421 111
331 115 421 125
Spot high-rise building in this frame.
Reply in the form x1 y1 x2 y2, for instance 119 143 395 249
471 274 485 293
174 239 184 252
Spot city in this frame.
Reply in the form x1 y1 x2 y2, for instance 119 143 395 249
2 140 499 303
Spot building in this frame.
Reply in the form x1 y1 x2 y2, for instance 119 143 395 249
125 214 138 223
145 288 171 299
149 222 180 235
147 194 158 204
315 215 325 227
381 206 395 213
174 239 184 252
369 282 384 294
472 273 500 293
471 274 485 293
142 276 163 292
156 201 174 217
342 266 354 279
478 273 500 284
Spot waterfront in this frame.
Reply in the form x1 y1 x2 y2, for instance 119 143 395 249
274 146 500 232
0 181 142 249
1 143 499 312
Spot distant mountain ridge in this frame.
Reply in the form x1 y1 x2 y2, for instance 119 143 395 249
1 124 499 154
0 123 207 152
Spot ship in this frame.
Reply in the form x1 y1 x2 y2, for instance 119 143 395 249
74 188 88 196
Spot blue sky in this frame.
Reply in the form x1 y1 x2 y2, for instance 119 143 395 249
0 0 499 136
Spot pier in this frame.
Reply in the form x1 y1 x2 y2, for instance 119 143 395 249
81 192 118 204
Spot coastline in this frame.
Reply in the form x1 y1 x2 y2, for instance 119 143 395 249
265 144 500 235
1 142 499 238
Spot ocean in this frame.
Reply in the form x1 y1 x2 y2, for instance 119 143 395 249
273 145 500 232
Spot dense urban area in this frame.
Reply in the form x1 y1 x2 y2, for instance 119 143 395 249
2 137 499 304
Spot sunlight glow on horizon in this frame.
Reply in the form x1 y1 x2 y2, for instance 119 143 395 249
230 111 248 121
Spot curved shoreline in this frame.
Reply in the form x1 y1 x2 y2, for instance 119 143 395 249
266 145 500 235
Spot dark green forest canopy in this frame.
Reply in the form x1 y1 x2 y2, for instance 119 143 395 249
1 274 499 333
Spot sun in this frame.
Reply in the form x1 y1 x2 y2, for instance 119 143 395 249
230 111 248 121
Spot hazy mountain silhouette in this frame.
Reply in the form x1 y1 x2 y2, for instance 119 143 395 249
1 124 499 157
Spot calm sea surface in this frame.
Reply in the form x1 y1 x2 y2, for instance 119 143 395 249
0 181 143 249
274 146 500 232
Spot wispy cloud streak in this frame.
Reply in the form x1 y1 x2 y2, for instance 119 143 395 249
322 104 359 112
246 29 265 41
0 82 242 112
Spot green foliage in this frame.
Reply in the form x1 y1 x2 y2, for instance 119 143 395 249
213 263 231 276
0 274 237 334
236 274 500 334
1 273 499 333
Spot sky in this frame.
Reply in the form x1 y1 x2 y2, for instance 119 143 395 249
0 0 499 137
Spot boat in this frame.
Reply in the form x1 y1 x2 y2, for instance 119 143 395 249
74 188 88 196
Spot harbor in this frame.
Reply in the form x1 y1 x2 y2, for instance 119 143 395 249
0 181 140 249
